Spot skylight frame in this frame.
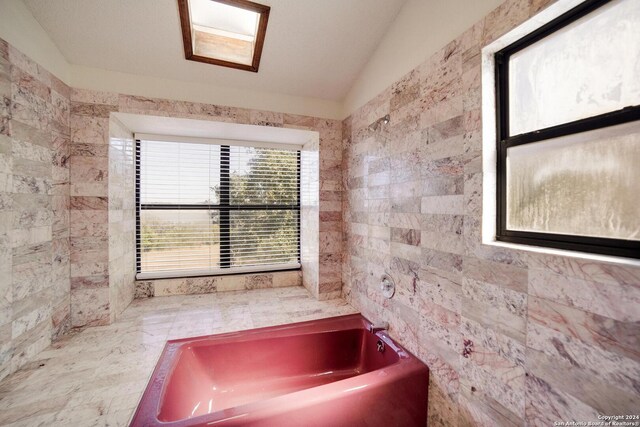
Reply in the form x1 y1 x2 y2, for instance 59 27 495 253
177 0 271 72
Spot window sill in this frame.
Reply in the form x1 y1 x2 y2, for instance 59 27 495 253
480 0 640 270
482 238 640 268
136 263 301 281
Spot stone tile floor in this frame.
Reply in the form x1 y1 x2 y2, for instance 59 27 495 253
0 287 356 426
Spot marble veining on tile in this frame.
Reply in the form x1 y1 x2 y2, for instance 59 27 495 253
2 1 639 425
65 88 343 321
341 0 640 425
1 33 344 390
0 37 70 383
0 287 356 426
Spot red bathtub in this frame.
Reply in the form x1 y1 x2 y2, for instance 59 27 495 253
130 314 429 426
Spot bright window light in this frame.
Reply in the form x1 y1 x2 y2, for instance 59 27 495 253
190 0 259 38
178 0 271 72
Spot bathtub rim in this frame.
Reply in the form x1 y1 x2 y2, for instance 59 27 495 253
130 313 428 426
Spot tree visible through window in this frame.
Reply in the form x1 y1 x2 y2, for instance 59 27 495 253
495 0 640 258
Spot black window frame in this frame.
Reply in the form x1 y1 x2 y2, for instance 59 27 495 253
135 139 302 277
495 0 640 259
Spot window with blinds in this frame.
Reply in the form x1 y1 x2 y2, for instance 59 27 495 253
136 137 300 279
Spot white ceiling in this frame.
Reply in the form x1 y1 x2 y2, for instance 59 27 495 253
22 0 407 101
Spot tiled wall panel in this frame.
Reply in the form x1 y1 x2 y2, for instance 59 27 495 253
108 116 135 320
0 36 343 371
69 90 115 327
135 270 302 298
341 0 640 425
300 139 320 298
0 39 70 382
68 90 342 313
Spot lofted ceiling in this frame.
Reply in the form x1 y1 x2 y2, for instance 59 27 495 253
22 0 407 101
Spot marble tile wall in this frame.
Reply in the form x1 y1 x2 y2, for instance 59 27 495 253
1 4 638 424
134 270 302 298
69 89 116 327
300 139 320 298
0 38 71 382
0 36 342 371
0 287 356 426
108 117 135 320
312 119 343 300
341 0 640 425
69 91 343 308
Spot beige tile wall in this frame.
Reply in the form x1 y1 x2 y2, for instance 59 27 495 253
108 116 135 320
341 0 640 425
0 38 71 382
67 89 343 320
301 139 320 298
134 270 302 298
69 89 116 327
0 34 344 375
5 1 638 423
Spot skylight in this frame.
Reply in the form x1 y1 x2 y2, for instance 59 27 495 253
178 0 270 72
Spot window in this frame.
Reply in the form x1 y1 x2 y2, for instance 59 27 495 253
136 137 300 279
495 0 640 258
177 0 270 72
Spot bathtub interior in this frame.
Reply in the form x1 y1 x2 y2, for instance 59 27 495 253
158 328 400 421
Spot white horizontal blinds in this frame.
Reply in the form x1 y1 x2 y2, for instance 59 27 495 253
230 210 299 267
229 146 299 267
138 140 221 274
137 139 300 277
139 209 220 272
139 140 221 205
